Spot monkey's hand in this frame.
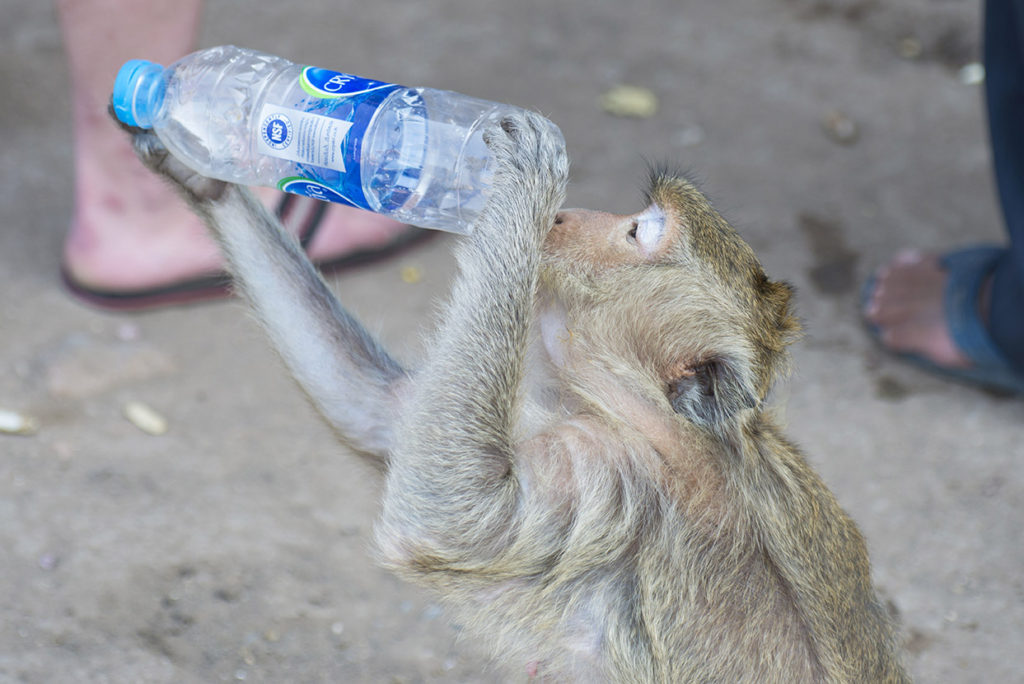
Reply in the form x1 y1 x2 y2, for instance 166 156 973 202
478 111 569 249
110 106 228 205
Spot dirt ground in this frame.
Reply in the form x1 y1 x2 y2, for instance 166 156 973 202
1 0 1022 681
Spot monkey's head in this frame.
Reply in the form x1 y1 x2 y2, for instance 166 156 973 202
541 172 799 431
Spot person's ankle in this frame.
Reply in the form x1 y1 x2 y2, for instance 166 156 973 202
63 200 222 291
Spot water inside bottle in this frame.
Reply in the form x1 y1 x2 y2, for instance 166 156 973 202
361 89 499 232
362 89 428 214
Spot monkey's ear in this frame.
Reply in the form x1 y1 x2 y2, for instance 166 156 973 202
667 357 757 428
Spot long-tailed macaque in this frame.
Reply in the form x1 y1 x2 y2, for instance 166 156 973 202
119 111 908 682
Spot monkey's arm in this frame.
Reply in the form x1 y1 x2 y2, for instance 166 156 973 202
124 128 407 462
377 114 569 569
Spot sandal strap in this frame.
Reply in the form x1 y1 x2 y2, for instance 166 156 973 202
941 246 1012 368
275 194 328 250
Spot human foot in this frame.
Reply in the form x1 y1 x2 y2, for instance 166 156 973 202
862 250 976 370
63 149 224 295
862 246 1024 395
63 166 421 310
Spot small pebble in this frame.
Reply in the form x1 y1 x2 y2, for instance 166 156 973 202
875 376 910 402
0 408 38 436
331 621 345 636
898 37 922 60
822 110 859 145
600 85 658 118
959 62 985 86
123 400 168 436
400 266 422 284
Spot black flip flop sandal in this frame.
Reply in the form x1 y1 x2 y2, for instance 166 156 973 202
63 196 429 312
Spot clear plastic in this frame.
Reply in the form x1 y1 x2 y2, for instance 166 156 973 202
112 46 563 234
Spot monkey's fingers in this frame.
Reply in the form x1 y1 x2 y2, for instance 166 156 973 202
107 100 227 203
484 113 567 194
483 111 546 173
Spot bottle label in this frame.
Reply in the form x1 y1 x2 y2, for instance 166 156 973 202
277 177 356 205
256 104 353 173
299 66 397 99
256 67 402 210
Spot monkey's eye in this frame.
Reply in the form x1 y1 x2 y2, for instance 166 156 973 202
628 222 639 241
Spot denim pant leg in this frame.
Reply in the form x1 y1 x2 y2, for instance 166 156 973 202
985 0 1024 372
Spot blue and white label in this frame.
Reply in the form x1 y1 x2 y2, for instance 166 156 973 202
278 177 355 206
256 69 402 210
256 104 352 173
299 67 397 99
261 113 293 150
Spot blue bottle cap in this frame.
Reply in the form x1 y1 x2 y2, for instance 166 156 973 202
111 59 166 129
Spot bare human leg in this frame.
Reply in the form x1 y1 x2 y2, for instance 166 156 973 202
57 0 415 305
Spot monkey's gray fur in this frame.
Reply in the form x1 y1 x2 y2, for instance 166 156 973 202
121 111 908 682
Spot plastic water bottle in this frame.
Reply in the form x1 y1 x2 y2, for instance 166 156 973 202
111 45 563 234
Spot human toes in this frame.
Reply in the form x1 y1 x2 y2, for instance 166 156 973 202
863 251 940 323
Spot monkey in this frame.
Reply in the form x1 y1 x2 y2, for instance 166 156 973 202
118 110 909 682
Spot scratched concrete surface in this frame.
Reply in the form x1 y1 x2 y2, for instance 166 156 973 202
0 0 1021 681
